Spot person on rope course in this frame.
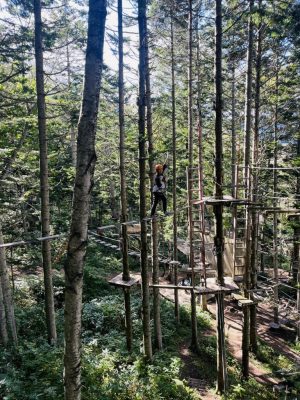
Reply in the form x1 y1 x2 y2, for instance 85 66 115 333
150 161 171 217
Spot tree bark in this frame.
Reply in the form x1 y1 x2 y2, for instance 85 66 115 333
242 0 254 378
273 54 279 324
144 4 161 351
152 218 162 349
187 0 200 354
0 224 17 344
214 0 227 393
138 0 152 361
63 1 107 398
170 6 179 323
231 58 236 199
250 0 263 354
66 32 77 168
118 0 132 352
196 11 207 311
33 0 57 345
0 277 8 346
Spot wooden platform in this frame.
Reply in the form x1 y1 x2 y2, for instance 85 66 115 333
202 196 251 206
196 277 239 294
151 277 239 295
108 273 140 288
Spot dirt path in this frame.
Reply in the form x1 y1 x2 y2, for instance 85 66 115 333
179 341 221 400
160 286 300 396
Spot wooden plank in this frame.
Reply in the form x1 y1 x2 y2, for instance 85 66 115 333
151 277 239 295
232 293 246 301
108 273 140 288
0 234 65 249
238 299 254 306
97 225 116 230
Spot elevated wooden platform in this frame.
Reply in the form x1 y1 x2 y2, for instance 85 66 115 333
108 273 140 288
232 293 255 306
204 196 252 206
151 277 239 295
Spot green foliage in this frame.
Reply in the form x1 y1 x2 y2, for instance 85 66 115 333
82 351 199 400
223 379 276 400
255 340 295 371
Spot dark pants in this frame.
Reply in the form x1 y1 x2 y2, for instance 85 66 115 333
151 192 167 216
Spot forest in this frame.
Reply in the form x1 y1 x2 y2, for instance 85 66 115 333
0 0 300 399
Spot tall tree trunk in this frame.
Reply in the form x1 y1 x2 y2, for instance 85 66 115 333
293 138 300 334
273 53 279 324
109 180 119 220
66 40 77 168
63 1 107 398
33 0 57 345
187 0 200 353
250 0 263 354
171 6 179 323
138 0 152 360
0 225 16 344
0 277 8 345
214 0 227 393
196 12 207 311
151 217 162 349
118 0 132 352
242 0 254 379
231 57 236 198
144 6 162 351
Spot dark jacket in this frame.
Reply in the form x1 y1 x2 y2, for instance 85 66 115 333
153 164 167 193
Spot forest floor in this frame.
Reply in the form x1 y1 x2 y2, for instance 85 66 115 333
160 285 299 399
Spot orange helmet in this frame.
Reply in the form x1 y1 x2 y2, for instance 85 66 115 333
155 164 163 173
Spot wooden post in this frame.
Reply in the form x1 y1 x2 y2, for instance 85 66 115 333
144 7 162 349
242 0 254 375
0 225 17 345
152 217 162 349
242 305 250 378
249 0 263 355
273 52 279 324
231 38 236 199
170 3 180 324
187 0 200 353
214 0 227 393
138 0 152 360
33 0 57 345
196 10 207 311
118 0 132 352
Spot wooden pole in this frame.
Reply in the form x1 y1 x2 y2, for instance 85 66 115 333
34 0 57 345
187 0 200 353
242 0 254 377
152 217 162 349
138 0 152 360
249 0 263 354
118 0 132 352
214 0 227 393
170 3 180 324
63 0 107 397
273 51 279 324
196 10 207 311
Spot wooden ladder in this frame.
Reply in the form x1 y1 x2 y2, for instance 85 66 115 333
187 166 214 287
232 164 251 282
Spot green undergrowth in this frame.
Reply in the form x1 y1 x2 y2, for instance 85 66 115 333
0 243 291 399
0 244 201 399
